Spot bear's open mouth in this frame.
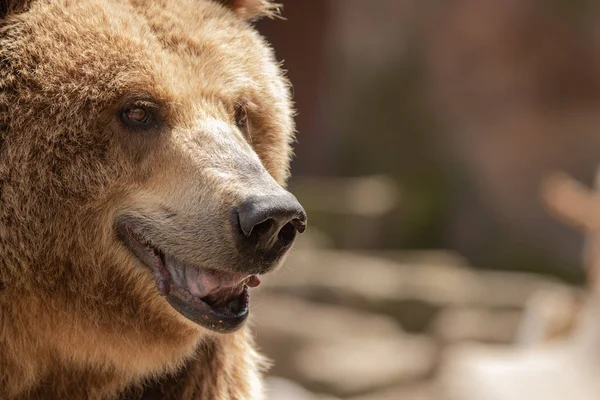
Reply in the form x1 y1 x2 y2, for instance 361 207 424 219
116 222 260 333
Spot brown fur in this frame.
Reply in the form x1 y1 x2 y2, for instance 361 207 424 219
0 0 294 398
215 0 281 21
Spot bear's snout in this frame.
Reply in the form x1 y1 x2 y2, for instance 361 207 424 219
232 192 307 266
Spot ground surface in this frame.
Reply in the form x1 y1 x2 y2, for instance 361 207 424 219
255 234 577 400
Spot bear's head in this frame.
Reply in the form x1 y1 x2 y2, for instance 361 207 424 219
0 0 305 370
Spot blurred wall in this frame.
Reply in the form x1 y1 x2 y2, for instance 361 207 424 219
257 1 333 175
257 0 600 282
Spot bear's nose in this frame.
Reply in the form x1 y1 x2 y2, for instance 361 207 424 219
234 193 307 260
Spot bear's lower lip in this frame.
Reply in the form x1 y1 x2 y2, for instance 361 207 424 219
165 284 250 333
116 222 260 333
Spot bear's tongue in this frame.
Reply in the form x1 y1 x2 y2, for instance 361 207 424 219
162 254 260 301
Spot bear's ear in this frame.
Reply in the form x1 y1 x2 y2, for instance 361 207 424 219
0 0 31 19
214 0 281 21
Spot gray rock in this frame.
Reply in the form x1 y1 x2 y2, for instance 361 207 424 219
293 336 436 395
253 292 404 343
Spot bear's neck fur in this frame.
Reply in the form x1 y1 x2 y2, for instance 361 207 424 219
0 294 266 399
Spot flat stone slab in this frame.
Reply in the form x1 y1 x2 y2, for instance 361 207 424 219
431 307 523 344
268 249 572 311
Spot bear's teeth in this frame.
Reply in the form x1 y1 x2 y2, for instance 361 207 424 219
163 254 187 289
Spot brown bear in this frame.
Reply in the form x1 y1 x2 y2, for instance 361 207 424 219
0 0 306 398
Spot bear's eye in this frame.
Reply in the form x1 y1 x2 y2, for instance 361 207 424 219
234 105 250 141
119 102 161 132
123 107 150 125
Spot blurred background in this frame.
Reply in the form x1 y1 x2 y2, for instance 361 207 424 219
249 1 600 399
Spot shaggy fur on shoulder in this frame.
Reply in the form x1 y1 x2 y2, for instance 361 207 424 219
0 0 298 398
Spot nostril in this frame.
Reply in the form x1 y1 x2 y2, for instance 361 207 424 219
251 219 275 241
277 222 297 245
